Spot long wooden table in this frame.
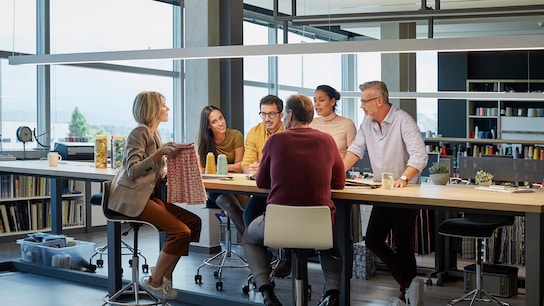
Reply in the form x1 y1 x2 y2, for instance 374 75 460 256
204 176 544 306
2 161 543 305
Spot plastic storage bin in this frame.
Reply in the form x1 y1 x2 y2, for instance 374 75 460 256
17 239 95 269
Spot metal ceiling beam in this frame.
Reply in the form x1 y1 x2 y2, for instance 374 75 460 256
274 4 544 26
8 34 544 65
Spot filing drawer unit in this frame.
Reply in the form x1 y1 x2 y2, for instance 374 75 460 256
463 263 518 297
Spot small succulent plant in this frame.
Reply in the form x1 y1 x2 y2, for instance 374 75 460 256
475 170 494 183
428 162 449 174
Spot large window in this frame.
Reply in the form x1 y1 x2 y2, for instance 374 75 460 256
48 0 174 145
1 0 174 155
0 60 37 150
0 0 36 151
50 65 174 144
416 51 438 134
1 3 439 155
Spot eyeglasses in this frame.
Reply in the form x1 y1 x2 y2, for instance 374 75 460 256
361 97 380 105
259 111 281 119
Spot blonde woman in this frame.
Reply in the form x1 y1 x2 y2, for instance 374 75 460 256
108 91 201 300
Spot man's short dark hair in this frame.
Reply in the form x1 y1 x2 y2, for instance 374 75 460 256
260 95 283 113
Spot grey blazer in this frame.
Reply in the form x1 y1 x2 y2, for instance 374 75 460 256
108 124 164 217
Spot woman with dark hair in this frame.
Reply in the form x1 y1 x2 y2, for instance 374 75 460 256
310 85 356 158
197 105 248 236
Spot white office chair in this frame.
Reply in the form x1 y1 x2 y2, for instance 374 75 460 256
263 204 333 306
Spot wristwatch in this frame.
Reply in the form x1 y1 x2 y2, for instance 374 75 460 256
400 175 408 182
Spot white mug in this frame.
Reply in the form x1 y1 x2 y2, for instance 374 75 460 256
381 172 394 190
48 152 62 167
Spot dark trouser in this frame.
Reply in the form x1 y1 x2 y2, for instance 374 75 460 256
243 195 267 227
365 206 418 294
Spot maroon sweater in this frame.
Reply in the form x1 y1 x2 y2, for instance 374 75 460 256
256 128 345 222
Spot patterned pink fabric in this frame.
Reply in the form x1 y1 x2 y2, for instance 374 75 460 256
166 147 207 204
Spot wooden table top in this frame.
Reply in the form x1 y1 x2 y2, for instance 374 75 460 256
202 175 544 214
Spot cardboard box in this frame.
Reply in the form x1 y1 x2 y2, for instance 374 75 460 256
463 263 518 297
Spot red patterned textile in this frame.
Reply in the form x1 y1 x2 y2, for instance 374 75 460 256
166 146 207 204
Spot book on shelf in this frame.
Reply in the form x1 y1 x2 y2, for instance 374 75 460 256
0 205 11 233
9 205 19 232
37 201 44 230
0 209 5 233
31 202 38 231
62 200 70 226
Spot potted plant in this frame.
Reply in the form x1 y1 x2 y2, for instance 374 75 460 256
428 162 450 185
475 170 494 186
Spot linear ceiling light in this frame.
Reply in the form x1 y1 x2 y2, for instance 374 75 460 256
8 34 544 65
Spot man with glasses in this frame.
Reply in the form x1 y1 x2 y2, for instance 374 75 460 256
241 95 291 278
343 81 428 306
241 95 284 175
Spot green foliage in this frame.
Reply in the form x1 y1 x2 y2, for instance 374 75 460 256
428 161 449 174
475 170 494 183
68 107 90 137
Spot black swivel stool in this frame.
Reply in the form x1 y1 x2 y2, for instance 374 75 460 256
438 213 514 306
95 181 168 306
89 193 149 272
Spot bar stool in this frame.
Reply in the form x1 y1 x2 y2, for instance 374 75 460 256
438 213 514 306
89 193 149 272
263 204 333 306
194 199 249 291
97 181 168 306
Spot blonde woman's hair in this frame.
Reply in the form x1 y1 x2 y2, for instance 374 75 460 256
132 91 165 125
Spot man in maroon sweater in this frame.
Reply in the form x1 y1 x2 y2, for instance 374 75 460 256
242 94 345 306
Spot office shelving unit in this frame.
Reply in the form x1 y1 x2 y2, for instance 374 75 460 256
0 175 86 239
466 79 544 141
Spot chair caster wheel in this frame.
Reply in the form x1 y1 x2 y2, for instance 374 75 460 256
242 285 250 294
128 259 133 267
194 274 202 284
88 264 97 272
142 264 149 273
96 259 104 268
437 278 444 286
425 279 433 286
216 281 223 290
213 270 219 278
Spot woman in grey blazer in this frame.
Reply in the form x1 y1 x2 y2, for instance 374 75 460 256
108 91 201 300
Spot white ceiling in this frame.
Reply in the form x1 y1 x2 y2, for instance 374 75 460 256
245 0 544 39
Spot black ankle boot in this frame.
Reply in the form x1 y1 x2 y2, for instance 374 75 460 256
260 286 282 306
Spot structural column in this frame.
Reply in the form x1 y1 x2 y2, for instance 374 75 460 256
183 0 244 252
